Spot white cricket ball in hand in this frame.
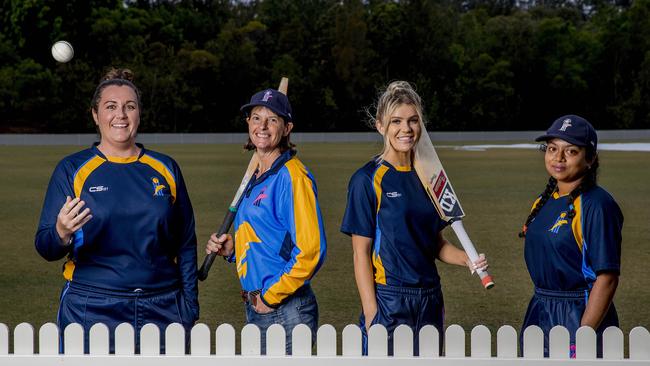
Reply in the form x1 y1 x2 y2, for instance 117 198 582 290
51 41 74 63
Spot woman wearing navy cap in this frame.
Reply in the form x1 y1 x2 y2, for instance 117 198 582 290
205 87 327 354
520 115 623 357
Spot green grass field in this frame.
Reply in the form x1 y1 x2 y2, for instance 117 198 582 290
1 142 648 341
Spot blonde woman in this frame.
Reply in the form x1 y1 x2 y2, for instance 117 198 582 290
341 81 487 355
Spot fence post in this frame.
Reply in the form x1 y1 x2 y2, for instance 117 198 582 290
14 322 34 355
140 323 160 356
215 323 235 355
115 323 135 355
522 325 543 358
191 323 210 355
393 324 413 357
368 324 388 356
341 324 361 356
445 325 465 358
39 323 59 355
241 323 261 355
602 326 623 360
89 323 109 355
165 323 185 356
292 324 312 356
419 324 440 357
471 325 491 358
0 323 8 355
549 325 569 359
63 323 84 355
630 326 650 360
316 324 336 357
576 326 596 359
496 325 517 358
266 323 286 356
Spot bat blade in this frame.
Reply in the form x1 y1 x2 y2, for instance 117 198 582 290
278 77 288 95
414 138 465 221
413 123 494 289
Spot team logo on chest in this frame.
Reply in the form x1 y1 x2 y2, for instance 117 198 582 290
386 191 402 198
151 177 167 197
252 187 268 207
548 212 569 233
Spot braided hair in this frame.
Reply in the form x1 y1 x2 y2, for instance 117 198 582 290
519 147 599 237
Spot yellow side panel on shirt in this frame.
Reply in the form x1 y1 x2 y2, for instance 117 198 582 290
139 154 177 203
373 252 386 284
73 156 106 198
264 159 323 305
235 221 262 279
371 165 389 284
571 195 584 252
63 260 75 281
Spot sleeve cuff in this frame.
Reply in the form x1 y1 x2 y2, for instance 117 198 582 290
260 291 280 309
224 252 236 263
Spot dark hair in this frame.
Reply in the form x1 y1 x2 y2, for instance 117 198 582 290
519 147 599 237
90 68 141 112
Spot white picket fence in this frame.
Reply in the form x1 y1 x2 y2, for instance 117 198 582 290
1 322 649 365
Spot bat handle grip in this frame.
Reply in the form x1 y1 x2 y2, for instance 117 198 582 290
450 220 495 289
197 209 237 281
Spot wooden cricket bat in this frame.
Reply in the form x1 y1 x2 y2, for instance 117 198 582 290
413 124 495 289
197 77 289 281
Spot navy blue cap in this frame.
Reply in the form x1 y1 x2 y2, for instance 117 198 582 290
240 89 293 122
535 114 598 151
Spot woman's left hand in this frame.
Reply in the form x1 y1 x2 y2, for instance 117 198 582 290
253 294 274 314
467 253 488 274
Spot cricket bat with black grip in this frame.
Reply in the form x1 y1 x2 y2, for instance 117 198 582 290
197 77 289 281
413 124 495 289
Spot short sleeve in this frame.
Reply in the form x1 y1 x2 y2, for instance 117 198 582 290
583 195 623 274
340 168 377 238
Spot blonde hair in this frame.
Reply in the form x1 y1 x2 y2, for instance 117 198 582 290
369 80 427 161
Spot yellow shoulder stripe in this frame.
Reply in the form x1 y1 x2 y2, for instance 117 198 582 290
139 154 177 203
73 156 106 198
373 165 389 214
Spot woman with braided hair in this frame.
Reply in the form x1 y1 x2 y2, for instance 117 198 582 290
520 115 623 357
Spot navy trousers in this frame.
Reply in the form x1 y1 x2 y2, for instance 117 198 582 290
360 284 444 356
58 281 196 353
521 287 619 357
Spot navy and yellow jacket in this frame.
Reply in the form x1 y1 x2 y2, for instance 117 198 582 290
230 150 326 308
35 144 199 317
524 186 623 292
341 159 447 288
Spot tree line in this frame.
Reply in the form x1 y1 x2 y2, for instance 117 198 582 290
1 0 649 133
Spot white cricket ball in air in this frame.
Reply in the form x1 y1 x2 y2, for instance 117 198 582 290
51 40 74 63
